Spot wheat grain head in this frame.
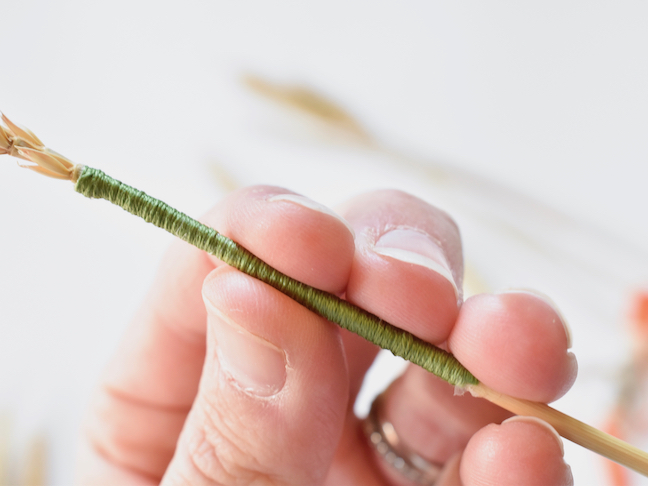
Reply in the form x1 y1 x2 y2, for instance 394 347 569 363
1 113 77 180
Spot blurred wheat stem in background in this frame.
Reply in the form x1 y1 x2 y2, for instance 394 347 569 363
3 113 648 476
242 74 648 294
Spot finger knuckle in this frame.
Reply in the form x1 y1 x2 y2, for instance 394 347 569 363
183 403 281 485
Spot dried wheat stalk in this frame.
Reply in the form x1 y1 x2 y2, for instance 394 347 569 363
0 113 76 180
3 113 648 476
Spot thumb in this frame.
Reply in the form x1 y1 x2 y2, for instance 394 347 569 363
161 267 350 485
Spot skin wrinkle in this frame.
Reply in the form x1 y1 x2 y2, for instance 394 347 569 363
88 387 181 478
86 434 161 484
85 421 167 483
112 301 205 407
189 406 311 486
192 355 304 485
185 427 239 485
102 384 193 415
189 398 266 483
97 391 184 452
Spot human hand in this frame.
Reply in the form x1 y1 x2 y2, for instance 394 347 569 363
76 187 577 485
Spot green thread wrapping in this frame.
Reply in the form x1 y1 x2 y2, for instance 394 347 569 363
74 165 478 387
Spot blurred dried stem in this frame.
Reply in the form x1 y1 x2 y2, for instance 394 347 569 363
243 74 372 144
0 415 46 486
242 73 648 290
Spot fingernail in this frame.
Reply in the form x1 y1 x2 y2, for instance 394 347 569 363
204 299 287 397
497 289 573 348
502 416 564 455
269 193 355 236
372 228 458 297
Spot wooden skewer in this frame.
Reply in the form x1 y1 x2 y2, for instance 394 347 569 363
469 384 648 476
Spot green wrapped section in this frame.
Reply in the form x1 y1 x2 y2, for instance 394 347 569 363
75 165 479 387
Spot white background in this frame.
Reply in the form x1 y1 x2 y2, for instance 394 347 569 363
1 2 647 484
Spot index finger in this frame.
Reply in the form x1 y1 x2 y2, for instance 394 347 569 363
78 185 358 481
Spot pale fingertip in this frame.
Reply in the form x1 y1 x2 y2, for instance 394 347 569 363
497 288 573 348
461 419 574 486
268 193 355 236
449 293 578 402
501 415 564 455
220 186 355 294
372 228 459 299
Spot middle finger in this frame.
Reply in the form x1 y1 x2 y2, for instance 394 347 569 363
337 189 471 482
